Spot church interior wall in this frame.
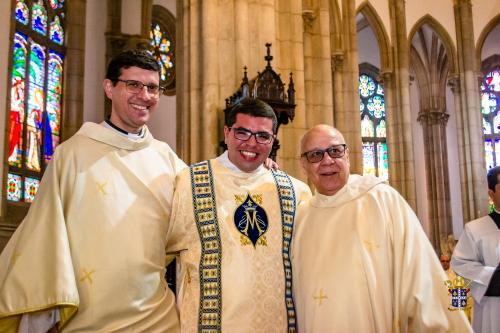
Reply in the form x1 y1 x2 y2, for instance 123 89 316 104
473 0 500 44
121 0 142 35
354 0 391 45
357 19 381 68
406 0 456 49
0 0 12 215
480 22 500 60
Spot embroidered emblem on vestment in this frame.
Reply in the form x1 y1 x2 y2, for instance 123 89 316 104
190 160 222 333
313 289 328 306
271 169 298 333
234 194 268 247
445 275 471 311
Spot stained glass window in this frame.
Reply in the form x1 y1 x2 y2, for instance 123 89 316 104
482 68 500 170
15 0 29 25
6 1 65 203
150 5 176 94
359 72 388 180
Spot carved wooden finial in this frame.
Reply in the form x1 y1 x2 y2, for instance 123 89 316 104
265 43 273 68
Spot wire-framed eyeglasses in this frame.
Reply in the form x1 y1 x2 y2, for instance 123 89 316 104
115 79 164 96
301 144 347 163
229 127 275 144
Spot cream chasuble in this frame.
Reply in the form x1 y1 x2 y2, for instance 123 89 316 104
0 122 185 332
168 153 311 333
292 174 471 333
451 215 500 333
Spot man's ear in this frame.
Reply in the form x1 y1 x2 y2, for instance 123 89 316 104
488 189 495 202
223 126 230 144
103 79 113 99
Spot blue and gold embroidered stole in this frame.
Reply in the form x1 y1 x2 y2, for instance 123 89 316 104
190 161 297 333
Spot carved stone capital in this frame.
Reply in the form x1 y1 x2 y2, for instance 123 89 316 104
417 110 450 126
331 51 344 72
302 9 317 30
377 70 393 84
447 74 460 94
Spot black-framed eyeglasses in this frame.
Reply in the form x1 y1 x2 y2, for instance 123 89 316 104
115 79 164 96
229 127 275 144
301 144 347 163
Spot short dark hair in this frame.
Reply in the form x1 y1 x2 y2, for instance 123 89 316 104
225 98 277 133
106 49 160 83
487 166 500 191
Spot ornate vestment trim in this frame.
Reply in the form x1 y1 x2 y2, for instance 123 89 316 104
271 169 298 332
190 161 222 333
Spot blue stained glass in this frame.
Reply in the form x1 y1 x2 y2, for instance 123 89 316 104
362 142 376 176
32 0 47 36
377 142 389 181
361 114 374 137
482 92 497 115
377 83 384 95
49 15 64 45
7 173 22 201
15 0 29 25
484 118 492 135
376 120 387 138
494 112 500 134
49 0 65 9
367 95 385 118
486 70 500 92
24 177 40 203
485 140 495 170
359 74 376 98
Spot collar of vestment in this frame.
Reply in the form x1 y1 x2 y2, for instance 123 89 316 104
310 174 385 208
103 119 145 140
215 150 265 175
76 122 153 151
488 209 500 229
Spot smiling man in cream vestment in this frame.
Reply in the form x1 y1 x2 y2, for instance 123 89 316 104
0 50 184 332
169 98 311 333
292 124 472 332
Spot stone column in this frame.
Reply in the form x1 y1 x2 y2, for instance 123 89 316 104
417 110 453 251
453 0 489 220
62 0 87 140
334 0 362 174
387 0 416 209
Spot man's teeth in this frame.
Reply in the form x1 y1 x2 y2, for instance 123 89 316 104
241 151 257 158
132 104 149 110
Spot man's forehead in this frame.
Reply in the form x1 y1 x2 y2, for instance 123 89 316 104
304 130 344 148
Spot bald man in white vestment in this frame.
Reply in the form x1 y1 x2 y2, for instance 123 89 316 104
292 124 472 332
452 166 500 333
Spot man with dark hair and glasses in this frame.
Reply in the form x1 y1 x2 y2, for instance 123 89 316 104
292 124 471 332
0 49 184 332
168 97 311 332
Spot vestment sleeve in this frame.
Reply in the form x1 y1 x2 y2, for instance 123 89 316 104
165 169 191 256
386 188 472 332
0 147 79 332
451 224 497 302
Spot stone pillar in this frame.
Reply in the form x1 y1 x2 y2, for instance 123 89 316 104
453 0 489 220
417 110 453 252
334 0 362 174
387 0 416 209
62 0 87 140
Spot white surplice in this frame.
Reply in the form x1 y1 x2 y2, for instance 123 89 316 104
169 152 311 333
451 215 500 333
292 174 472 333
0 122 185 332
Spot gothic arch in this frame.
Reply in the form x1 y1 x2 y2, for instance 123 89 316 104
476 13 500 64
408 14 458 75
356 1 392 72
